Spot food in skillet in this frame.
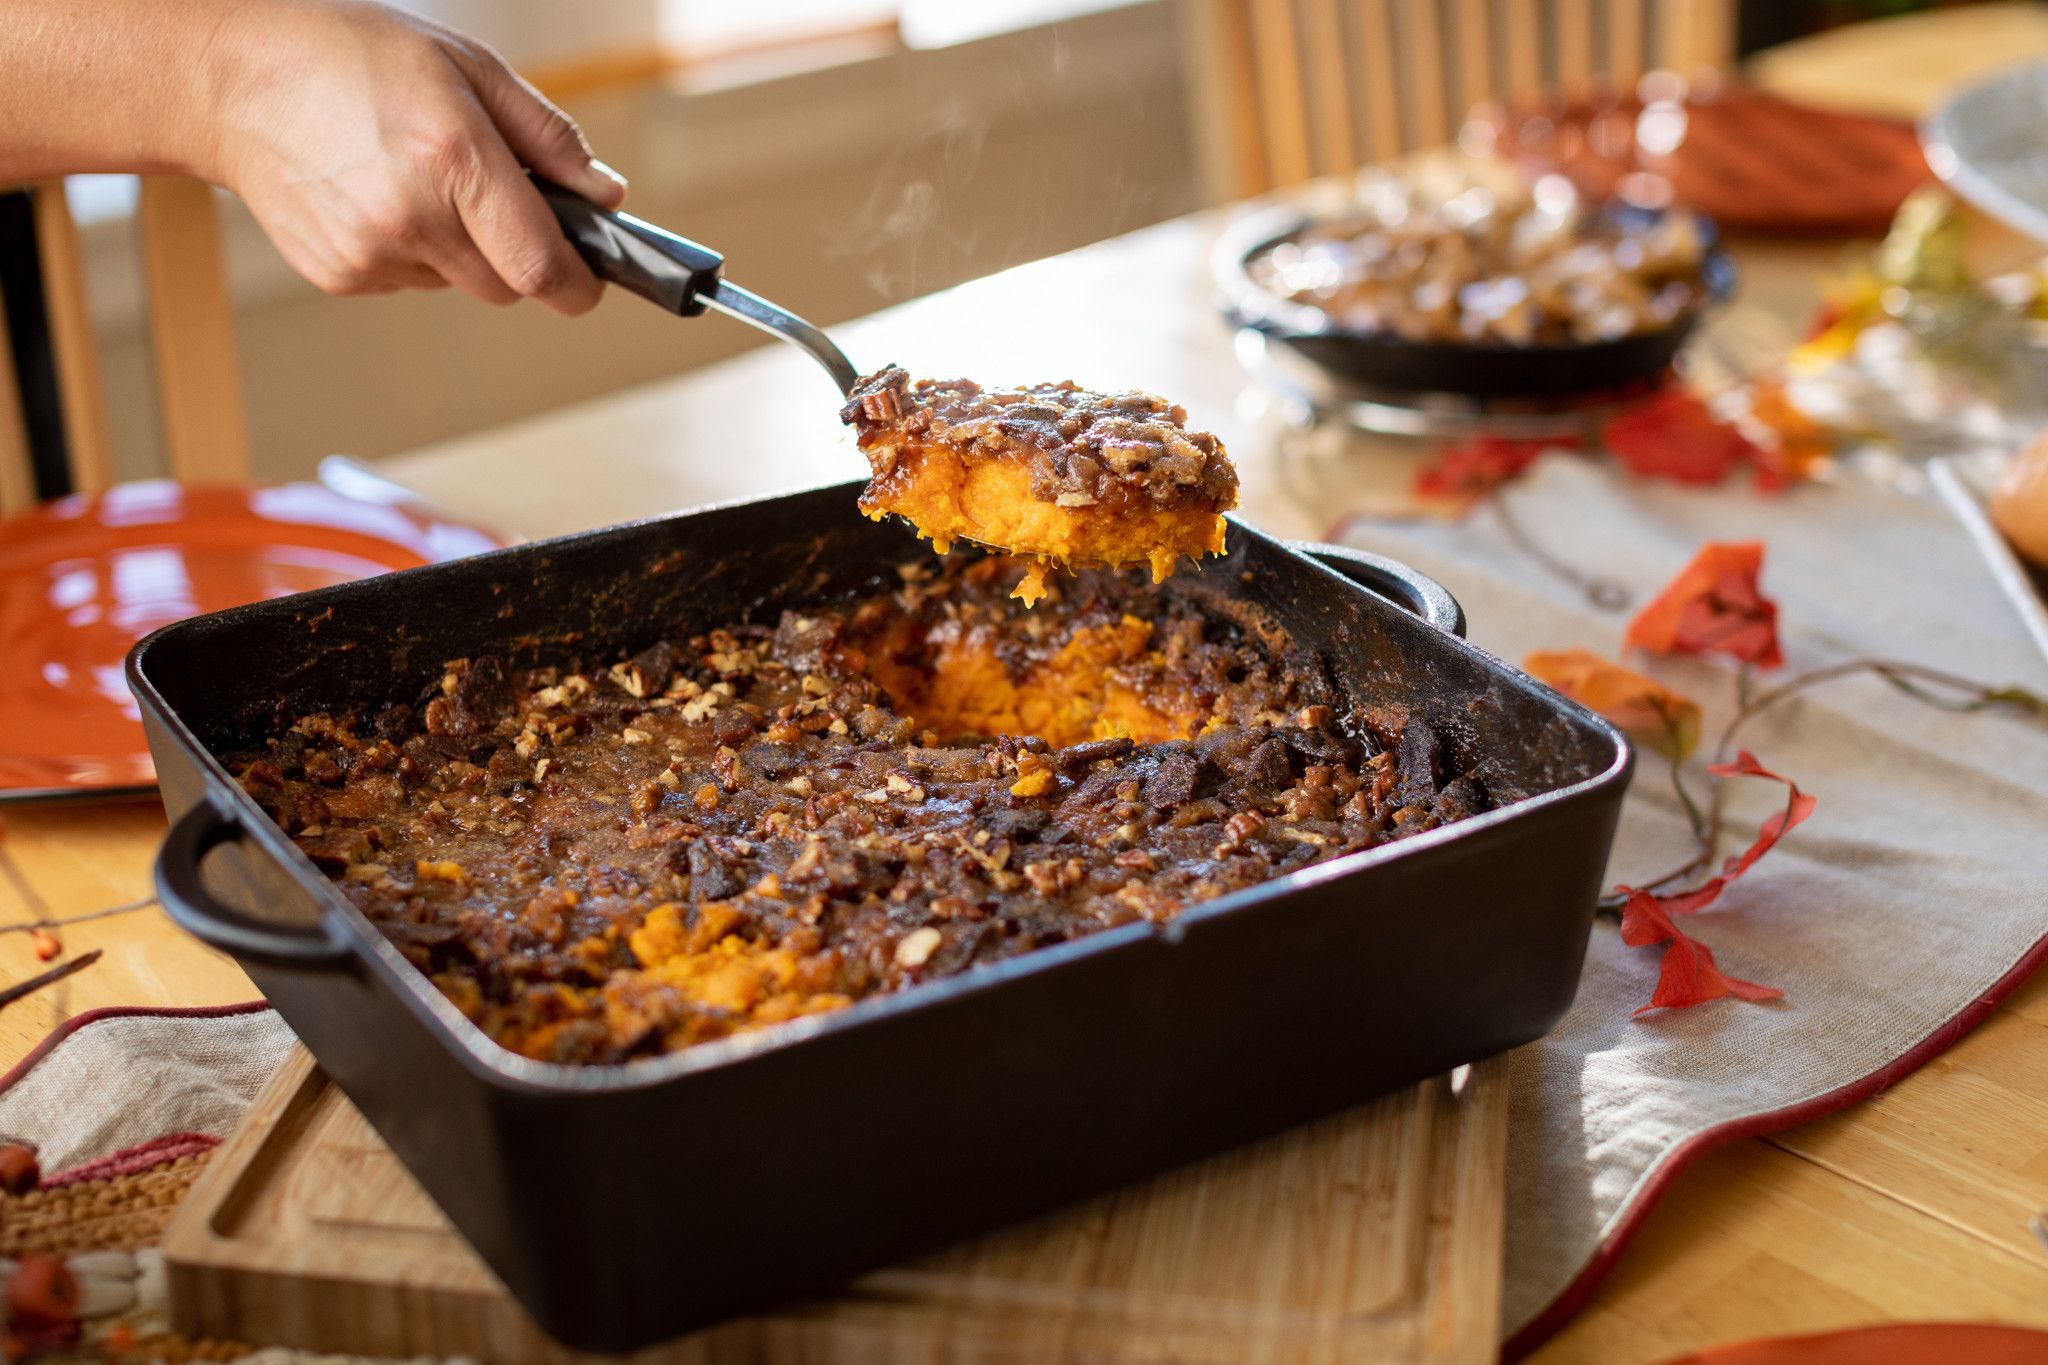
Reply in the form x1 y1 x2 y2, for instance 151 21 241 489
841 367 1239 606
1247 174 1709 346
235 556 1487 1065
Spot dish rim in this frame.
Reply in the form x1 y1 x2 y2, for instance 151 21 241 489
1921 58 2048 247
1928 451 2048 665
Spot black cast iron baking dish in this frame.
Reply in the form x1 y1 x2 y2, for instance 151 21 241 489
128 479 1630 1354
1213 196 1738 398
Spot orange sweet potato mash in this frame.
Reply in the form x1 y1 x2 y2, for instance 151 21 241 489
235 558 1486 1065
842 367 1238 605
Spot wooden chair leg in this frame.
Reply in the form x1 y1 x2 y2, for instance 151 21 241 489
0 276 32 516
138 176 250 486
1557 0 1594 89
1608 0 1647 87
1185 0 1272 201
1501 0 1543 101
1303 0 1359 175
31 181 114 495
1450 0 1494 116
1249 0 1315 189
1358 0 1406 163
1400 0 1451 150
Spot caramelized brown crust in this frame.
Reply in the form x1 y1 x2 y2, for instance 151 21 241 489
843 367 1239 516
233 558 1484 1066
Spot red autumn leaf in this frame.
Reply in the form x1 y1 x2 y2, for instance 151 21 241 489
1602 388 1765 487
1618 877 1727 937
1707 750 1818 880
1803 301 1845 342
1621 748 1817 926
1625 540 1784 669
1413 434 1572 507
1523 648 1702 763
0 1143 38 1196
1744 377 1832 491
1618 884 1679 946
4 1255 79 1329
1621 890 1784 1015
1615 749 1815 1014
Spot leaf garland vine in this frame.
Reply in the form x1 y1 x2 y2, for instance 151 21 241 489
1527 541 2048 1015
1403 385 1815 613
0 813 152 983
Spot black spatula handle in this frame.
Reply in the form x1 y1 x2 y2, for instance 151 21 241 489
536 179 724 316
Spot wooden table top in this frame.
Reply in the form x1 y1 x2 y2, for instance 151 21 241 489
9 210 2046 1362
11 12 2048 1347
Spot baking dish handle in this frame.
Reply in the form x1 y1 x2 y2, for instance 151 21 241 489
536 179 725 317
1291 542 1467 639
156 795 353 969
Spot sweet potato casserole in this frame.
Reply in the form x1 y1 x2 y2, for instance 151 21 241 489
1247 174 1710 346
234 556 1488 1065
844 367 1239 605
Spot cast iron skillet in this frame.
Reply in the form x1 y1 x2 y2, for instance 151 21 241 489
1213 195 1738 398
130 486 1628 1352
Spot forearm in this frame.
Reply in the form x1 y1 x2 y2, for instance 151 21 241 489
0 0 242 183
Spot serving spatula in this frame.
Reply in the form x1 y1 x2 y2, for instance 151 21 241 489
539 183 1218 581
538 182 859 397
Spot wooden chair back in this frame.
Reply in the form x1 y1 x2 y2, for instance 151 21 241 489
0 176 250 515
1186 0 1738 199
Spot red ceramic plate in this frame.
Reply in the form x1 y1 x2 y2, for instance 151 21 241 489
1659 1323 2048 1365
0 480 503 802
1483 85 1929 236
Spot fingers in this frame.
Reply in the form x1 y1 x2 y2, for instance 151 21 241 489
367 262 452 294
279 111 592 312
221 9 624 315
456 47 628 209
447 129 605 316
247 195 454 298
417 229 521 307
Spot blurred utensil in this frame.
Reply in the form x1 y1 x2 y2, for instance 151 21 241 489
1929 450 2048 665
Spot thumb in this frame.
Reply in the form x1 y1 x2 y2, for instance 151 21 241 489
462 55 628 209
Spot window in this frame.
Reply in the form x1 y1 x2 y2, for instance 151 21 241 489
662 0 897 62
388 0 1143 72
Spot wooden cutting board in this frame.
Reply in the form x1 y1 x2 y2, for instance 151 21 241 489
164 1045 1511 1364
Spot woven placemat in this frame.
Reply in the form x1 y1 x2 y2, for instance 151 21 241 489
2 1152 210 1259
1 1146 260 1363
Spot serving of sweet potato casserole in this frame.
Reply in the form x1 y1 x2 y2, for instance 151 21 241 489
843 367 1239 605
234 556 1487 1065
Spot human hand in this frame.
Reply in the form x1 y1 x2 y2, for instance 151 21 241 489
201 0 626 315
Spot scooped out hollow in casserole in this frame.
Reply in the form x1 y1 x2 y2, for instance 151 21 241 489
841 367 1240 605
